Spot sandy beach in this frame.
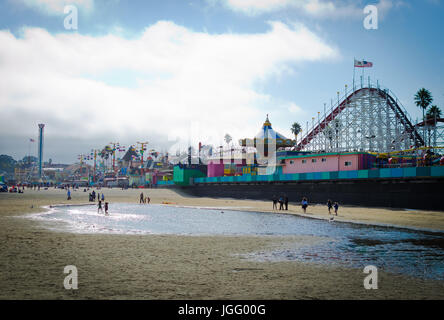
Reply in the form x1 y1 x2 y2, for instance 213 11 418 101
0 187 443 299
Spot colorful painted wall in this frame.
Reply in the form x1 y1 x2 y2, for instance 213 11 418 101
207 159 247 177
173 165 207 186
281 152 375 174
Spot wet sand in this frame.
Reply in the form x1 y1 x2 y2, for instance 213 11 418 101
0 188 443 299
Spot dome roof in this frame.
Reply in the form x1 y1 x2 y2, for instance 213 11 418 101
239 115 294 148
255 115 290 140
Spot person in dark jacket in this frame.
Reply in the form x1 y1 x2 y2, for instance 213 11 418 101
327 199 333 214
272 195 278 210
278 196 284 210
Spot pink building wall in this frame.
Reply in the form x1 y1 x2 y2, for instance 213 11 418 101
282 154 360 174
208 160 225 177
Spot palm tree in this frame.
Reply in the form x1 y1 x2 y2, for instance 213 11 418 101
224 133 232 145
290 122 302 142
425 105 441 146
426 105 442 120
414 88 433 145
224 134 232 158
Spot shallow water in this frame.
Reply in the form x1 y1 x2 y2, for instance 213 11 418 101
31 203 444 280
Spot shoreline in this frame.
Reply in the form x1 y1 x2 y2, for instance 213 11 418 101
2 188 444 232
166 203 444 234
1 188 444 299
28 201 444 236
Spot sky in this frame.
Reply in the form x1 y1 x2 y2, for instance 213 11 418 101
0 0 443 163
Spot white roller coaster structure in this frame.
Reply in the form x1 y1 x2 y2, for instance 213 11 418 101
296 77 444 153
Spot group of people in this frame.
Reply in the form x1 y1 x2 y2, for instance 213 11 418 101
272 195 289 210
139 192 151 204
327 199 339 215
272 195 340 215
92 191 109 215
88 190 105 202
97 199 109 215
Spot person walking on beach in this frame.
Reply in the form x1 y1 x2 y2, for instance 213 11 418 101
301 197 308 213
272 195 278 210
67 188 71 200
92 190 96 201
98 200 103 213
145 196 150 204
140 192 144 204
101 193 105 201
327 199 333 214
334 202 339 216
104 202 109 215
284 195 289 210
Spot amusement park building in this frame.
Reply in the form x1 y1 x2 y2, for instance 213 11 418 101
280 152 376 174
207 157 248 177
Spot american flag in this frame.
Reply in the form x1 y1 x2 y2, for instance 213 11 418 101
29 138 35 142
354 59 373 68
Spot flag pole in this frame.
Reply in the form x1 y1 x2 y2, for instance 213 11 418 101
28 139 31 165
362 57 365 83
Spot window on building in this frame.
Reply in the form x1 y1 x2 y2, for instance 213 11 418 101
322 158 327 162
312 159 317 163
289 160 294 164
302 160 307 164
345 161 352 166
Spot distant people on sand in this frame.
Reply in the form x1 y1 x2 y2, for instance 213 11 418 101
272 195 277 210
67 189 71 200
284 195 289 210
145 196 150 204
104 202 109 215
101 193 105 201
327 199 333 214
92 190 96 201
301 197 308 213
334 202 339 216
140 192 144 204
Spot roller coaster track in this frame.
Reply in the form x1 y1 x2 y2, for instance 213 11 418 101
296 84 425 152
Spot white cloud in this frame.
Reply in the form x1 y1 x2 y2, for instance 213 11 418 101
18 0 94 15
0 21 338 159
287 102 304 114
212 0 400 19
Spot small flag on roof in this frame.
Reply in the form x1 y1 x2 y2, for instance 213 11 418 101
29 138 35 142
354 59 373 68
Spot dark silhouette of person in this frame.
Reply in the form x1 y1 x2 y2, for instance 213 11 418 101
284 195 289 210
272 195 278 210
301 197 308 213
327 199 332 214
278 196 284 210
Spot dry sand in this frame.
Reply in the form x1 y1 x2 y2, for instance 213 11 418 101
0 187 443 299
